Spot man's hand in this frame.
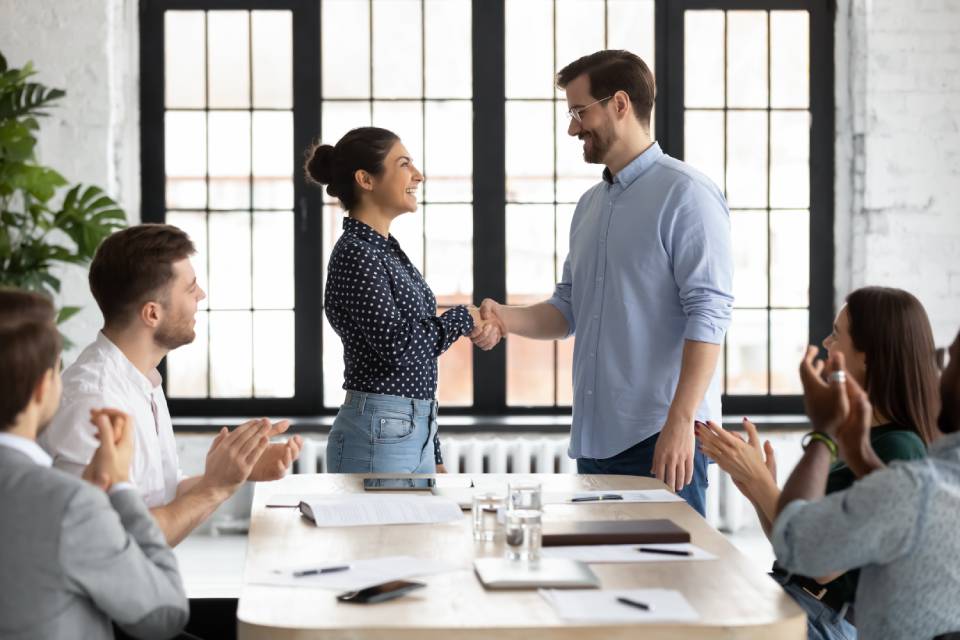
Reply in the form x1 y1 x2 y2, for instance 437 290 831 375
200 418 272 495
249 435 303 481
799 347 850 438
82 408 135 491
469 299 507 351
652 414 695 492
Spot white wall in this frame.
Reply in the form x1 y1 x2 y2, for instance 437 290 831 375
835 0 960 348
2 0 958 360
0 0 140 364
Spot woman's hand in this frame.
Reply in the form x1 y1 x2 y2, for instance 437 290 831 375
696 419 776 497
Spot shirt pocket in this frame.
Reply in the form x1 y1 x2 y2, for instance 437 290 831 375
371 411 416 443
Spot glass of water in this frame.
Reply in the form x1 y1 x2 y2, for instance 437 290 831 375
472 493 505 541
505 481 543 562
505 508 542 562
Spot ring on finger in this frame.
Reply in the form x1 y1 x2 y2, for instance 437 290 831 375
828 370 847 384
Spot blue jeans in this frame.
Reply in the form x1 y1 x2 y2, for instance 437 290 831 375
771 572 858 640
326 390 438 474
576 431 709 516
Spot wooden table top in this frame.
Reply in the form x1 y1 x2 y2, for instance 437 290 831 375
237 473 804 639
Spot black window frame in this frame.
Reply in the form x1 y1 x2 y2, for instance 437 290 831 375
140 0 833 421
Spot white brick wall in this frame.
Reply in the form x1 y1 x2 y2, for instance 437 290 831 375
0 0 140 364
836 0 960 348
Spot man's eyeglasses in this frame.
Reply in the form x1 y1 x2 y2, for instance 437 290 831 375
567 96 612 123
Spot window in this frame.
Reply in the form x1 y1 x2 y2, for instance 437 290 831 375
141 0 832 418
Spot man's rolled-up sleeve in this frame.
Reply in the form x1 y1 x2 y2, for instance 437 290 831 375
668 182 734 345
772 466 924 578
547 253 575 338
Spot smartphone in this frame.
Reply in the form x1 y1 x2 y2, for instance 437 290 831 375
362 477 436 491
336 580 426 604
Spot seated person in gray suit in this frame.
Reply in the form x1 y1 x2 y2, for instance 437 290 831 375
0 289 189 640
40 224 302 546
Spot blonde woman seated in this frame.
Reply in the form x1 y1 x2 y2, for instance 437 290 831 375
697 287 940 640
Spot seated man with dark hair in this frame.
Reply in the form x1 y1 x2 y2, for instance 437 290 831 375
772 335 960 640
0 289 188 640
40 223 302 546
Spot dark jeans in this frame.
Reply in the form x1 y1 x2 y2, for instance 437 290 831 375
576 431 709 516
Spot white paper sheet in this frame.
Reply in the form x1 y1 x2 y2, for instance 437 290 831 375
541 543 716 563
300 494 464 527
248 555 455 591
559 489 685 504
540 588 701 623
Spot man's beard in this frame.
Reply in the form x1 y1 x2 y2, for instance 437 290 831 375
580 127 611 164
154 314 196 350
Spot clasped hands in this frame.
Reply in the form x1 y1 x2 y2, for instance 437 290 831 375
467 299 507 351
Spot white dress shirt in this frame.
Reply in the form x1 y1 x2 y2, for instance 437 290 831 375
40 332 183 507
0 432 53 467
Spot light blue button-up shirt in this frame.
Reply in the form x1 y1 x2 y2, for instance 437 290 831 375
548 142 734 459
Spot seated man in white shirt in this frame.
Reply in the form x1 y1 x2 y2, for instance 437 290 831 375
41 223 302 546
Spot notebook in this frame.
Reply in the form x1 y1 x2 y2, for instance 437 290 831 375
541 519 690 546
473 557 600 590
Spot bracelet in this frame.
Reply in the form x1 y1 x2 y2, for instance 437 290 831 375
801 431 838 462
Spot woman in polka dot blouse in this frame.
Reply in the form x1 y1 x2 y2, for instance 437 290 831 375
305 127 498 473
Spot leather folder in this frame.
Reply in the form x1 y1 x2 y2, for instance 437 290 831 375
541 519 690 546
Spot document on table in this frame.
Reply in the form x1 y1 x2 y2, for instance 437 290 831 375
553 490 685 504
540 589 701 623
248 555 455 591
300 494 464 527
541 543 716 563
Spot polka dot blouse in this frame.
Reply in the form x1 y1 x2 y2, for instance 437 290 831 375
325 216 475 403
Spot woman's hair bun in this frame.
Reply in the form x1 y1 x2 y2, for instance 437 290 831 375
305 143 336 185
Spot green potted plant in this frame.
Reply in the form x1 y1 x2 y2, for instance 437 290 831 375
0 51 126 342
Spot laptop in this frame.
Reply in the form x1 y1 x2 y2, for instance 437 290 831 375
473 557 600 590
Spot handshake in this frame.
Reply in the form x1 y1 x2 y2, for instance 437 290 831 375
466 299 506 351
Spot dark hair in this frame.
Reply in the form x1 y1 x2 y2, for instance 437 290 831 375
89 224 196 327
846 286 940 445
557 50 655 127
0 289 62 431
304 127 400 211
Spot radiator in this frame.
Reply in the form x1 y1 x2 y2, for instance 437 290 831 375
294 432 806 533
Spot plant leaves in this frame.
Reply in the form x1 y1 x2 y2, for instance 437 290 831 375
56 305 82 324
0 82 65 120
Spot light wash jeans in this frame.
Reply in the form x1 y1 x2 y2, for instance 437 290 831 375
772 572 858 640
326 390 438 473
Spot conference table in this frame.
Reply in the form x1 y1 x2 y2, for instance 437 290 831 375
237 473 805 639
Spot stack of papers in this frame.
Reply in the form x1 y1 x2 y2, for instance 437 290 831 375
540 589 700 623
248 555 454 591
300 494 464 527
541 543 715 563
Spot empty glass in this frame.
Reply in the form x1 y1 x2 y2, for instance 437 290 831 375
507 481 542 511
472 493 505 541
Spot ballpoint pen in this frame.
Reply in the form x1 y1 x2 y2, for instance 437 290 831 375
293 565 351 577
616 596 651 611
570 493 624 502
636 547 692 557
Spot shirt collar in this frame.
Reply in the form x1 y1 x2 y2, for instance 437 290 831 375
343 217 392 252
0 433 52 467
602 141 664 187
94 332 161 396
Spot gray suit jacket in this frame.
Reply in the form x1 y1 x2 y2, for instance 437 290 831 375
0 446 188 640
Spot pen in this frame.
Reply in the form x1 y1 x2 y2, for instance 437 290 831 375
616 596 651 611
637 547 692 557
570 494 624 502
293 565 350 577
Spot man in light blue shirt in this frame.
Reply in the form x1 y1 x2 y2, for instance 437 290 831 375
474 50 733 514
